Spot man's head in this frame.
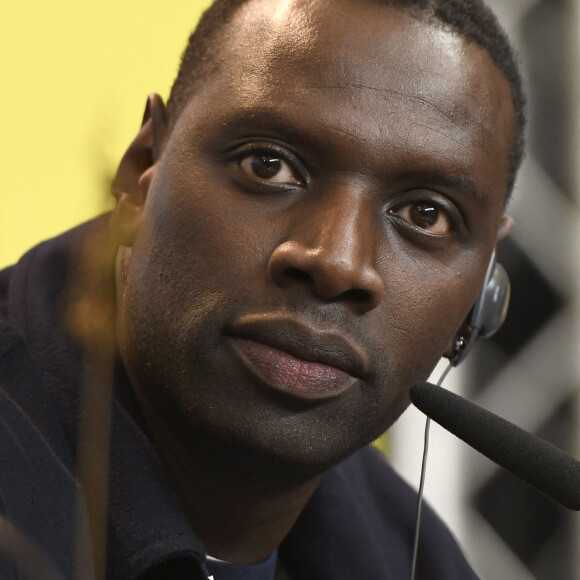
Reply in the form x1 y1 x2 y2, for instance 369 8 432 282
111 0 519 487
167 0 525 197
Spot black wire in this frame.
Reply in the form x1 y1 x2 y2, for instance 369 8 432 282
410 361 453 580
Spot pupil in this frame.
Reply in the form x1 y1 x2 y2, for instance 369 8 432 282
252 155 281 178
410 204 438 228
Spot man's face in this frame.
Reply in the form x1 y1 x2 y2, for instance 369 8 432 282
115 0 515 482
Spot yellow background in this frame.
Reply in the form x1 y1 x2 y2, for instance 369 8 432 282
1 1 211 268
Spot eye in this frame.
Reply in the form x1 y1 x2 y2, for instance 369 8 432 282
389 201 452 235
238 151 302 185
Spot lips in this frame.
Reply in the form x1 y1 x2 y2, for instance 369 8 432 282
226 315 369 401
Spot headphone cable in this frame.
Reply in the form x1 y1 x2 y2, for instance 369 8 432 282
410 361 453 580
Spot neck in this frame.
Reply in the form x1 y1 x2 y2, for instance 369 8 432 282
146 416 321 564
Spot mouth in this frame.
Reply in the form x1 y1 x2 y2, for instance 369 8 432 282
226 315 369 401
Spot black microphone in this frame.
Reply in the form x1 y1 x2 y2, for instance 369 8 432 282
409 381 580 511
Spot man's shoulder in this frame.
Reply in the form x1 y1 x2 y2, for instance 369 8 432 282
0 215 110 352
0 265 14 320
0 316 84 579
0 220 107 578
0 216 109 316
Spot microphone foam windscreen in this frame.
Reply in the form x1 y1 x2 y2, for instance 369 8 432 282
410 382 580 511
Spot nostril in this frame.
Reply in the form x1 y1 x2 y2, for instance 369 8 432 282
285 268 313 283
344 288 371 304
285 268 372 305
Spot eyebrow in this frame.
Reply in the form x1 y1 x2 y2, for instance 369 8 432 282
399 170 483 200
219 109 308 144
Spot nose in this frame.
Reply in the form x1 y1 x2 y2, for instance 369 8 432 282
267 187 385 313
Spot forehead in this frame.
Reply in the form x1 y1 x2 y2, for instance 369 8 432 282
178 0 514 192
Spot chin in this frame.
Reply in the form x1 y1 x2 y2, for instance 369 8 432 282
184 394 410 490
210 433 354 489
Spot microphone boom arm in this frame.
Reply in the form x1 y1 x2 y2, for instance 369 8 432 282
410 382 580 511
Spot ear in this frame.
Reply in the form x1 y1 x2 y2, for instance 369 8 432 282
442 325 469 361
496 215 514 243
110 93 169 246
442 215 514 361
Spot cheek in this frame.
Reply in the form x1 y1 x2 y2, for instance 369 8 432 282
377 252 481 378
145 164 281 285
117 184 280 389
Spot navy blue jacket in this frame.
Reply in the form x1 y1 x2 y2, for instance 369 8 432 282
0 220 479 579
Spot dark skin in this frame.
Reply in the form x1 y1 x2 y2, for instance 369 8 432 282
110 0 515 564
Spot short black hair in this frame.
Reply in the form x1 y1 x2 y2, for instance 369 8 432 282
167 0 526 196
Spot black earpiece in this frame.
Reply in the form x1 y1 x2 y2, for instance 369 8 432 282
452 250 510 366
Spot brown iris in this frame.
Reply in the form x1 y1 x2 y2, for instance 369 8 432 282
251 155 282 179
409 204 440 229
